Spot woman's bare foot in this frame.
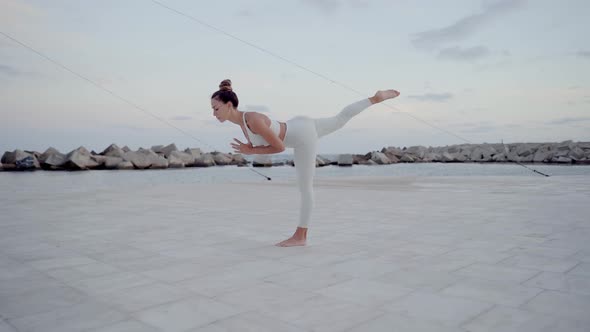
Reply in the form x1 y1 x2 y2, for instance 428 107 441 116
275 227 307 247
369 89 400 104
275 236 306 247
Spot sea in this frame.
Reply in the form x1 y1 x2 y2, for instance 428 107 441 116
2 156 590 195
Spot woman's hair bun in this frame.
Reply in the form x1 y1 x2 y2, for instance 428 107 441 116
219 79 232 91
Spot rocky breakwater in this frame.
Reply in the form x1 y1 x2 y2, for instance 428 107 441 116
366 141 590 165
0 143 248 171
2 141 589 172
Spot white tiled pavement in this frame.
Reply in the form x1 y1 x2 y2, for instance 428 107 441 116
1 175 589 331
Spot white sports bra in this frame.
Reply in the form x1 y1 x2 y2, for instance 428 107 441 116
242 112 281 147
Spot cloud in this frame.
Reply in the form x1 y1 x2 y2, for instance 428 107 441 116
407 93 453 102
0 64 21 76
0 63 40 77
411 0 525 50
236 9 253 17
437 46 491 61
0 0 44 24
546 117 590 125
451 121 498 133
170 115 193 121
299 0 369 14
243 105 271 113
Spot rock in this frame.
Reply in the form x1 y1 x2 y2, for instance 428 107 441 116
153 143 178 157
533 145 554 163
122 146 131 153
169 151 195 166
116 161 134 170
212 152 233 166
123 148 163 169
15 156 38 171
151 155 169 169
447 146 459 154
39 147 67 170
441 152 456 162
338 154 353 166
151 145 165 153
2 150 41 170
104 157 124 169
515 144 537 157
184 149 202 166
253 154 272 167
569 147 585 160
405 146 427 159
316 155 331 167
353 154 371 165
557 140 573 151
469 146 495 162
423 152 439 162
492 152 509 162
553 156 572 164
102 144 125 158
231 154 248 166
400 154 415 163
184 148 202 158
64 147 99 170
90 155 108 168
381 146 403 159
370 152 392 165
1 150 17 164
194 153 216 167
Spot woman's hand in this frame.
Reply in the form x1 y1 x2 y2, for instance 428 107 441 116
231 138 254 155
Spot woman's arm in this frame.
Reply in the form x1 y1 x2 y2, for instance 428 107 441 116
231 113 285 155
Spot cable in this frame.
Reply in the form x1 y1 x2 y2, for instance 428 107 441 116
0 30 272 180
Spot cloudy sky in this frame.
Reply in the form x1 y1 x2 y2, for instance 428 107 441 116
1 0 589 154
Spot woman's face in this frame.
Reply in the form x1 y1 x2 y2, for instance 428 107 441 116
211 98 231 122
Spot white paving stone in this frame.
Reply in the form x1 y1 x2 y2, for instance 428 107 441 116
345 312 466 332
95 282 194 312
523 271 590 295
190 311 309 332
0 285 88 319
462 305 589 332
498 254 580 273
382 291 493 327
315 278 412 307
87 319 161 332
568 262 590 277
132 296 245 332
440 278 543 306
256 294 385 332
377 268 466 292
67 272 156 296
0 320 17 332
1 175 589 331
522 290 590 321
451 263 541 283
7 300 127 332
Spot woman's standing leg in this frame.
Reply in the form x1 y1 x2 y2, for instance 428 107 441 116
276 120 318 247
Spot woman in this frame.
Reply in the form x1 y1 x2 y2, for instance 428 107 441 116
211 79 400 247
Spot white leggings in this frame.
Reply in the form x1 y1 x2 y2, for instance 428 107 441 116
283 98 373 228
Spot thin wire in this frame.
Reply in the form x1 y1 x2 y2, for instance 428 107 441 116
150 0 472 145
150 0 550 177
0 30 272 180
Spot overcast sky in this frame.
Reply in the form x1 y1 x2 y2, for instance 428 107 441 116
1 0 589 154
